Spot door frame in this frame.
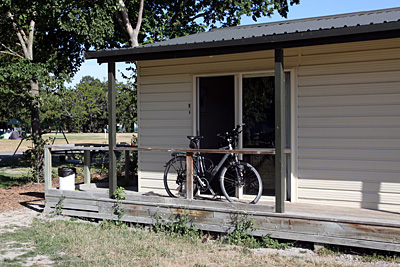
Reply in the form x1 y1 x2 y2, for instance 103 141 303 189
192 69 297 201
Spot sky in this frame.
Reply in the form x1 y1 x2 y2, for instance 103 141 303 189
68 0 400 87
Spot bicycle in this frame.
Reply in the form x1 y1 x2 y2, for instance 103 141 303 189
163 124 263 204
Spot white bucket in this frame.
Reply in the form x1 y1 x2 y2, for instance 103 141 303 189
59 174 75 191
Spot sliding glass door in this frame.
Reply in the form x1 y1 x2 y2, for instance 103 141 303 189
242 73 290 197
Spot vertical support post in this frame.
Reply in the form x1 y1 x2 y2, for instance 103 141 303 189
125 150 130 181
108 62 117 198
186 152 194 200
84 150 91 185
275 48 286 213
44 146 52 195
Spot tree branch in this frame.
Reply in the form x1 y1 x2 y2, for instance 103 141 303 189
135 0 144 33
118 0 136 47
7 11 30 59
190 11 209 21
28 11 37 60
0 41 23 58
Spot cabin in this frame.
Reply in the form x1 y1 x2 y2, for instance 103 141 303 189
45 7 400 252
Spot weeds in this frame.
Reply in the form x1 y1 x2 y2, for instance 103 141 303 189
94 153 108 175
227 215 258 248
227 214 293 249
153 211 202 240
99 186 127 227
362 252 400 264
112 186 126 223
52 195 65 216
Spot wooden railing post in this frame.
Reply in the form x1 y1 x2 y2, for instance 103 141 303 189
84 150 91 185
186 152 194 200
44 146 52 195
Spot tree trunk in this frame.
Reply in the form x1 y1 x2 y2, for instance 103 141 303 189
30 79 42 183
118 0 144 48
30 80 41 142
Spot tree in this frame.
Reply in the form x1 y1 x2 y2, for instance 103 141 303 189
70 76 108 132
65 0 300 49
0 0 298 181
1 0 299 124
116 74 137 132
41 76 136 133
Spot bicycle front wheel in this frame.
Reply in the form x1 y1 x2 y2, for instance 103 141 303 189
220 161 263 204
164 156 197 198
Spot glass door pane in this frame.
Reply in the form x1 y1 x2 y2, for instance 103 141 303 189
242 74 275 196
242 72 291 197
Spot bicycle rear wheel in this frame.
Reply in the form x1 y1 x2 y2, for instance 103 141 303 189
164 156 198 198
220 161 262 204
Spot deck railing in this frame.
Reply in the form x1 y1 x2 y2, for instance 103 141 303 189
44 144 290 206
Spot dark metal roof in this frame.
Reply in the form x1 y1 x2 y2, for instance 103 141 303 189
85 7 400 63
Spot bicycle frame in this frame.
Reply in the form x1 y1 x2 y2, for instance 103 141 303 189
194 144 237 190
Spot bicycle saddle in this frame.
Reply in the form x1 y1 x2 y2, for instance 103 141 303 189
187 136 203 149
187 136 204 141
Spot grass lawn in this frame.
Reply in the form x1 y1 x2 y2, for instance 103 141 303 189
0 132 135 153
0 219 336 267
0 156 31 188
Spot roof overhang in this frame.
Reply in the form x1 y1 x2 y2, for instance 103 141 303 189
85 17 400 64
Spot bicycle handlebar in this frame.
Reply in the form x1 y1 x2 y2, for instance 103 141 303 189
217 124 245 148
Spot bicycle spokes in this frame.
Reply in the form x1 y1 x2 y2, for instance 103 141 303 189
164 156 198 198
220 162 262 204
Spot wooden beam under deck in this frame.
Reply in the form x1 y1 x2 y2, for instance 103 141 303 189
45 188 400 253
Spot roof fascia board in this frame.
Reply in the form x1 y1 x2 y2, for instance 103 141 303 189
85 21 400 63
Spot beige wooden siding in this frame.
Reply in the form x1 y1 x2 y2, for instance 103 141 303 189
297 38 400 212
138 38 400 211
137 48 299 194
137 73 193 193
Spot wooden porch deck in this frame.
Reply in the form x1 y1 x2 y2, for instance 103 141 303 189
45 185 400 253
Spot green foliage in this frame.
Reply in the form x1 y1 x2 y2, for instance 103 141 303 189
0 0 298 134
21 136 52 183
227 216 258 248
362 251 400 264
260 234 293 249
116 80 137 132
94 152 109 175
112 186 126 225
53 195 66 216
153 211 202 240
141 0 299 43
114 186 126 201
40 76 137 133
128 134 139 174
227 215 292 249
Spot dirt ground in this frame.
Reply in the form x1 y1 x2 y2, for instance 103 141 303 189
0 183 45 213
